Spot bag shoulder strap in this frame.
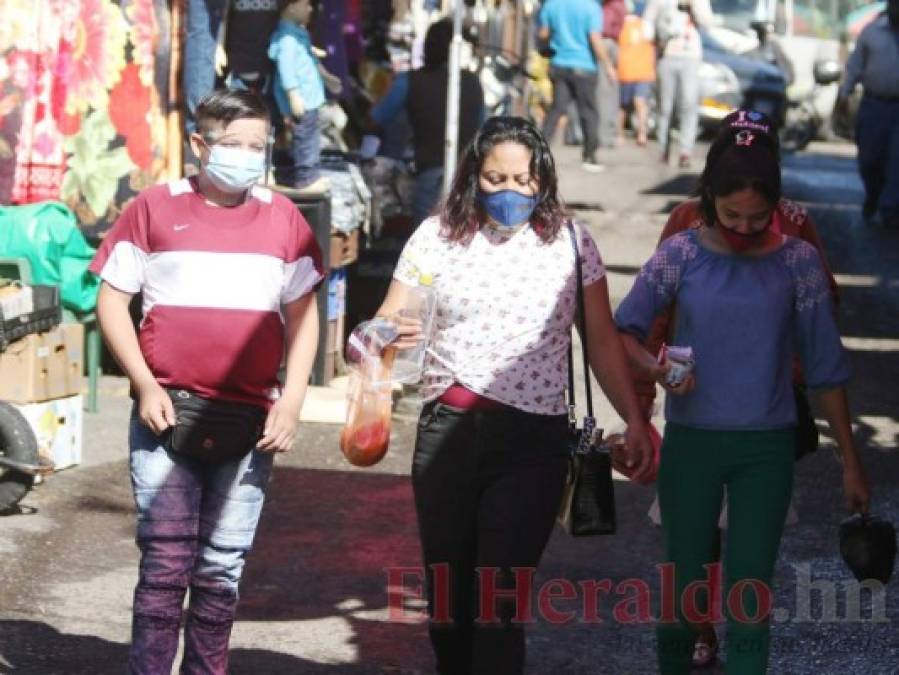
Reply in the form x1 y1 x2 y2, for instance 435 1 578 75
566 221 594 419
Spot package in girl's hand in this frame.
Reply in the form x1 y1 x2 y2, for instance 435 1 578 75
658 344 695 387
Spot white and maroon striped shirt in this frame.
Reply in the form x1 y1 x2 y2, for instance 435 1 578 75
90 178 323 408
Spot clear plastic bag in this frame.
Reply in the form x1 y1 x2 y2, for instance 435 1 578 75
339 370 393 467
340 319 398 466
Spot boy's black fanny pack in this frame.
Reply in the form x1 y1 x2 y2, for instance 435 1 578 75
164 389 266 463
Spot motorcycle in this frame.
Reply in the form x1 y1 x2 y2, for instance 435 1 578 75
0 401 52 512
779 59 842 151
749 21 841 152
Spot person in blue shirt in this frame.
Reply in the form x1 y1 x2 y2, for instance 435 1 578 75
615 112 871 675
837 0 899 228
269 0 341 191
538 0 617 172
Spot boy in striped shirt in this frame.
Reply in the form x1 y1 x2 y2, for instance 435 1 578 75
92 89 322 674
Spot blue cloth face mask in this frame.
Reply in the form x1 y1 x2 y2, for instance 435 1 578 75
478 189 539 229
204 145 265 194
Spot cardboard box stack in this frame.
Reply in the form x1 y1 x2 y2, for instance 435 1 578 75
0 322 84 470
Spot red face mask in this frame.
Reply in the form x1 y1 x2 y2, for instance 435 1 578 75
717 222 769 252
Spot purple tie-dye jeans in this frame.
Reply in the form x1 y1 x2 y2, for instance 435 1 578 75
127 413 273 674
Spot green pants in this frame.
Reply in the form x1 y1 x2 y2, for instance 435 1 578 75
656 423 794 675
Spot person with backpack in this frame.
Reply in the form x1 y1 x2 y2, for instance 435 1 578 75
642 0 714 168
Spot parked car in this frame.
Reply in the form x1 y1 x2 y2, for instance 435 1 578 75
698 30 788 131
708 0 846 140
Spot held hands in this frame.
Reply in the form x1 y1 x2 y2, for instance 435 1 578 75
135 378 176 435
257 396 300 453
288 89 306 119
620 419 656 483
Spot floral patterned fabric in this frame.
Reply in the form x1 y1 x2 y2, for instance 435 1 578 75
394 217 606 415
0 0 174 238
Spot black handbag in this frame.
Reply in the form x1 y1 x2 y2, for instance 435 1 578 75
793 384 819 461
839 513 897 585
556 222 616 536
164 389 267 463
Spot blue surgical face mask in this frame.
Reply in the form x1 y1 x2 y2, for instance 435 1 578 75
477 189 539 229
203 145 266 194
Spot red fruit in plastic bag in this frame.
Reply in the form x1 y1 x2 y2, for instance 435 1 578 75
340 345 394 467
340 417 390 467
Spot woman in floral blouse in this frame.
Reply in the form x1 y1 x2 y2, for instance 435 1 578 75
376 115 654 674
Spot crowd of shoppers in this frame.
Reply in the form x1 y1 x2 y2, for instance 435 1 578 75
91 2 883 674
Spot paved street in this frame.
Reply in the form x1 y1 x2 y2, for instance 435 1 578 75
1 140 897 674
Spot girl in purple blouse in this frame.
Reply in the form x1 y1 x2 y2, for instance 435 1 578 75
615 111 871 674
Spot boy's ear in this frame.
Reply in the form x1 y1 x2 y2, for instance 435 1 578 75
188 133 206 161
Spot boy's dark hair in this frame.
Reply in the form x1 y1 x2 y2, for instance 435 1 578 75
423 19 454 69
696 110 782 226
441 116 567 244
195 89 270 140
277 0 318 14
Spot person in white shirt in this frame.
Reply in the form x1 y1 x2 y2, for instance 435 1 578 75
642 0 714 167
375 116 654 674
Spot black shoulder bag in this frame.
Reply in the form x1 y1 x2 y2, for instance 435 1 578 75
556 222 617 536
164 389 267 463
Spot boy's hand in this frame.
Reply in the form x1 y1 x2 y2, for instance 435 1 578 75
257 397 300 453
288 89 305 118
135 378 176 435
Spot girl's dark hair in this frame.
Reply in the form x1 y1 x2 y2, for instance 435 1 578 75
697 110 782 226
440 116 567 244
195 89 270 140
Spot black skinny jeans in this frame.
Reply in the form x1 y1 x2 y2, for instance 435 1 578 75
541 66 600 159
412 402 570 675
